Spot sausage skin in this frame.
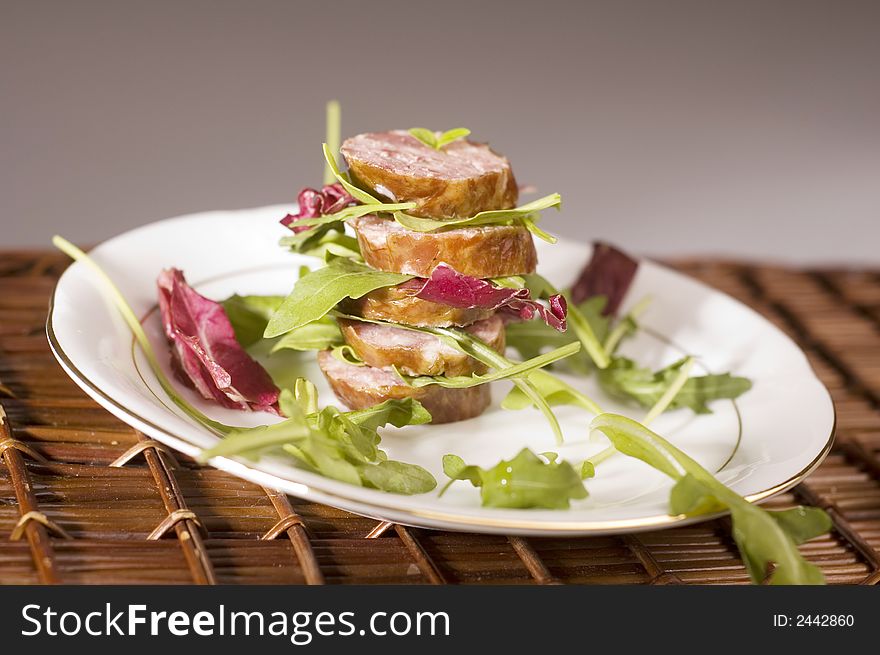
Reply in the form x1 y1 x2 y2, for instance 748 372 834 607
340 130 518 219
338 314 505 377
339 279 492 328
350 214 537 278
317 350 491 423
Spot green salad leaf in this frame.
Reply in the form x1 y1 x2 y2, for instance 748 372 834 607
334 313 587 444
404 342 581 389
598 357 753 414
323 100 341 186
222 294 285 348
360 460 438 495
408 127 471 150
590 413 831 584
392 193 562 243
440 449 588 509
506 292 610 371
265 258 413 338
279 217 361 259
199 386 436 495
567 296 611 368
602 296 650 354
421 324 570 444
280 222 335 256
323 143 381 204
507 292 749 416
330 343 366 366
502 369 602 415
271 316 343 352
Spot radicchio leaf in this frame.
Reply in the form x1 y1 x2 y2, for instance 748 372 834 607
570 242 639 316
157 268 280 413
414 263 567 332
281 183 355 233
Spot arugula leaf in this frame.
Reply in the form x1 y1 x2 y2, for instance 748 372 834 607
506 293 610 372
292 378 319 414
200 388 436 494
319 143 414 215
294 202 419 229
265 258 412 338
490 275 526 290
404 342 580 389
271 316 343 352
280 199 416 259
334 312 574 444
567 296 611 368
440 449 588 509
510 276 609 368
602 296 650 354
519 273 559 299
408 127 438 149
279 197 414 260
221 294 285 348
331 343 366 366
195 389 312 460
598 357 752 414
436 128 471 148
502 369 602 415
590 414 830 584
279 220 348 258
360 460 438 495
323 143 380 204
520 214 557 244
345 395 433 432
323 100 341 186
408 127 471 150
504 320 572 361
392 193 562 243
281 229 364 260
429 324 568 444
576 296 612 344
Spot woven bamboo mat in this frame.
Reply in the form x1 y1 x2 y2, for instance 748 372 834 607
1 250 878 585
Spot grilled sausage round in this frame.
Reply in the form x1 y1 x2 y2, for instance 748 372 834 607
338 314 505 377
340 130 518 219
340 279 492 328
317 350 491 423
350 214 537 278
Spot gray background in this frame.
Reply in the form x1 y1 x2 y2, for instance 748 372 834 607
3 0 878 263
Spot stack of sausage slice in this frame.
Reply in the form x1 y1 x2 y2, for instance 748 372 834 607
318 130 537 423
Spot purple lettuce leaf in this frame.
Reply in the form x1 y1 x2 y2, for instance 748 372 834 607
157 268 280 413
414 263 567 332
281 183 355 233
570 242 639 316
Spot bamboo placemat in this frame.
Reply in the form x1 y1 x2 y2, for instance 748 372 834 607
1 250 878 585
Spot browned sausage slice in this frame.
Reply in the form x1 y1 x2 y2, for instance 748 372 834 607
317 350 491 423
338 314 505 377
339 279 493 328
340 130 518 219
350 214 537 278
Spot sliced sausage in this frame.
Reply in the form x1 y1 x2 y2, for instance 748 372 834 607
340 130 518 219
338 314 505 377
350 214 537 278
339 279 493 328
317 350 491 424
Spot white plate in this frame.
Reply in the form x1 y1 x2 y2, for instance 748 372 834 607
47 205 835 536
